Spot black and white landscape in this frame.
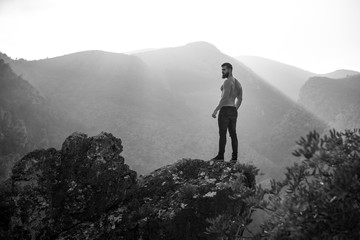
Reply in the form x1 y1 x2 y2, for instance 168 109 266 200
1 0 359 239
2 40 360 180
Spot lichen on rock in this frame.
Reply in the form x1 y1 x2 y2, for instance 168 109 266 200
0 132 258 240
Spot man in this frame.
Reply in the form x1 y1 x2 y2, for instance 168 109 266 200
211 62 243 164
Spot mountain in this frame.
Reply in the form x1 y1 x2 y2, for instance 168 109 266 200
135 42 293 147
235 56 359 101
124 48 157 54
2 50 200 174
298 74 360 130
135 42 328 176
0 59 80 180
1 42 326 179
324 69 360 79
263 104 327 168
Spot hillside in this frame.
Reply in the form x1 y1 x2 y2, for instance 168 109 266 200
136 42 294 152
2 50 200 174
0 59 80 180
298 74 360 130
235 55 359 101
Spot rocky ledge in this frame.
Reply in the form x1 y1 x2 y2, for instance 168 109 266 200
0 132 258 240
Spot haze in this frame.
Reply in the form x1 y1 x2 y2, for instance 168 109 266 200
1 0 359 73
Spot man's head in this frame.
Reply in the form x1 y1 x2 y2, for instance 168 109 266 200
221 62 233 79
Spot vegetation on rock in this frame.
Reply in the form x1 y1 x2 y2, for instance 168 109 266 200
0 132 259 240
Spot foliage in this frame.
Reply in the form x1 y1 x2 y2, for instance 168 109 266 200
251 129 360 239
179 183 198 200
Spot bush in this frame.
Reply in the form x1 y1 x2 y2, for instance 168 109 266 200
255 129 360 239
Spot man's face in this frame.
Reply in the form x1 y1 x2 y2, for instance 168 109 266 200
222 67 229 79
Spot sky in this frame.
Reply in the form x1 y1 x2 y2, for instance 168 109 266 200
0 0 359 73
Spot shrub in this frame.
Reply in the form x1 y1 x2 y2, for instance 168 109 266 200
255 129 360 239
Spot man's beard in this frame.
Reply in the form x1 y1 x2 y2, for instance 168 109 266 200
222 72 229 79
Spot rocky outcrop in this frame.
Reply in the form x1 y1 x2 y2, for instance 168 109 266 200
0 132 136 239
56 159 258 240
0 132 258 240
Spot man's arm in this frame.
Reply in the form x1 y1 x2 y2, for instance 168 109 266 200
235 83 243 110
213 80 231 114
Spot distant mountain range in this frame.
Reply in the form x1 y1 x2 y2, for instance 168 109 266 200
299 74 360 130
1 50 200 174
2 41 356 182
235 55 359 101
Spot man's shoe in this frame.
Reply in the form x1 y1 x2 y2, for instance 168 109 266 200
229 158 237 164
210 155 224 162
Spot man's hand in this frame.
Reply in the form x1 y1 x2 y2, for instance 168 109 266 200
212 110 218 118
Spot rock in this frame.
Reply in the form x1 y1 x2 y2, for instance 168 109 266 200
56 158 258 240
0 132 258 240
0 179 12 239
1 131 136 239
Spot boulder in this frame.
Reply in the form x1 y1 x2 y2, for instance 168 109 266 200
57 158 258 240
1 132 136 239
0 131 258 240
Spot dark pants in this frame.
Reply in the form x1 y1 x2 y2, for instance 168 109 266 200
218 106 238 159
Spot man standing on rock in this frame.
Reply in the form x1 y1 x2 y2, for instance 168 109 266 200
211 62 243 164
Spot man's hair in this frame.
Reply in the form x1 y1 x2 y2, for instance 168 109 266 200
221 62 233 71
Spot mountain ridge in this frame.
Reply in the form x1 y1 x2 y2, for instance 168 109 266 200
298 74 360 130
235 55 359 101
